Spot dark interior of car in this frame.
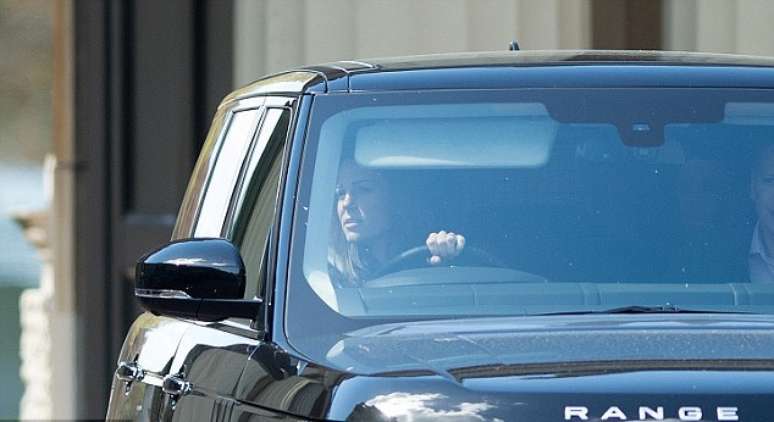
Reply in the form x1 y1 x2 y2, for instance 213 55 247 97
377 124 764 286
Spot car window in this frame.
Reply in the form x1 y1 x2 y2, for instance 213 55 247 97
172 109 229 239
194 108 263 237
232 108 291 300
287 88 774 340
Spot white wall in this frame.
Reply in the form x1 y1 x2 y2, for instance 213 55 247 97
234 0 592 87
664 0 774 56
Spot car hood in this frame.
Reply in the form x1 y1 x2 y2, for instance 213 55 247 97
329 368 773 421
322 314 774 374
255 314 774 421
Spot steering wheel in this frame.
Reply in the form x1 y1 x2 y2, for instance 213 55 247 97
375 244 507 277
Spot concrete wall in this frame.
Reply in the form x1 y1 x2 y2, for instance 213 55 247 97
234 0 592 87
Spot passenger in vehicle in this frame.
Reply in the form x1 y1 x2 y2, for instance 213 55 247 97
749 144 774 282
329 160 465 286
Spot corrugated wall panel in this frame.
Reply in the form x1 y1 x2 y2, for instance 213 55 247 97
234 0 592 87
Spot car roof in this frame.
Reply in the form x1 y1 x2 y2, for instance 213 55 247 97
224 50 774 102
347 50 774 71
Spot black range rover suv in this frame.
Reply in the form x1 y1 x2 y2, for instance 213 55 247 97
107 51 774 421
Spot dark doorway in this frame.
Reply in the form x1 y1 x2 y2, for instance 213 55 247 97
73 0 233 417
592 0 663 50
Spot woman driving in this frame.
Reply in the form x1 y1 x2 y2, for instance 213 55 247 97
328 160 466 286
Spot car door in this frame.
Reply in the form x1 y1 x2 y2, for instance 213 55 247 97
161 98 296 421
106 314 190 421
105 96 247 421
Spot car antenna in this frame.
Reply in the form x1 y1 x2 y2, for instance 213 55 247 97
509 40 520 51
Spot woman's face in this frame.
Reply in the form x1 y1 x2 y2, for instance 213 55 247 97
336 162 390 243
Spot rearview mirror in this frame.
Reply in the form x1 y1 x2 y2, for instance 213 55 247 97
135 238 261 321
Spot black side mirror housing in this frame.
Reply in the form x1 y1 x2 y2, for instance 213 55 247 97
135 238 262 322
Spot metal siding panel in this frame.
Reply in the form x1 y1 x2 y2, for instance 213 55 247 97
304 0 356 65
696 0 738 53
465 0 519 51
736 0 774 56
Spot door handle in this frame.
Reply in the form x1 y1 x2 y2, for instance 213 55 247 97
162 373 191 397
116 361 146 395
116 361 145 382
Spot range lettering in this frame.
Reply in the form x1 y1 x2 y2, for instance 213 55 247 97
564 406 739 421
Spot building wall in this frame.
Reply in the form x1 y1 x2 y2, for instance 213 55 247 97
235 0 774 89
234 0 592 87
664 0 774 55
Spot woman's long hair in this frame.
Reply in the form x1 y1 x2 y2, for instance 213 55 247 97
328 230 383 287
327 168 402 287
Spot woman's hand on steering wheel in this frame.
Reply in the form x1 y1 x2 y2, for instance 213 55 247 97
426 230 465 265
374 234 505 279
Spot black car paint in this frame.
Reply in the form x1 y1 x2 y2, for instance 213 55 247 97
135 238 266 321
227 314 774 421
136 238 246 299
107 51 774 421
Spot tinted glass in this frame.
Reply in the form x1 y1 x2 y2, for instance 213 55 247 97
286 88 774 349
194 108 262 237
232 108 291 300
173 110 229 239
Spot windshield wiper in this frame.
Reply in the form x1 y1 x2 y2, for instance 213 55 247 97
536 304 756 316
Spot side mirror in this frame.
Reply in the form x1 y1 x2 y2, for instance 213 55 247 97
135 238 262 322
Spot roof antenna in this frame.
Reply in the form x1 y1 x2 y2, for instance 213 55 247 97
509 40 520 51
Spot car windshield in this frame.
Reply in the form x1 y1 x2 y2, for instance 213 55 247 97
286 88 774 342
